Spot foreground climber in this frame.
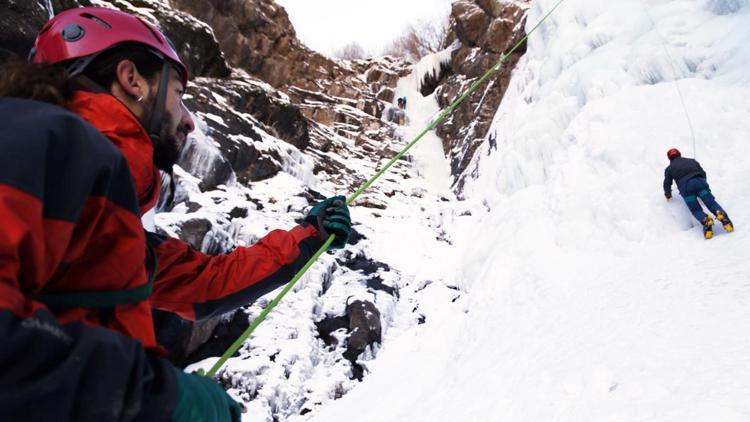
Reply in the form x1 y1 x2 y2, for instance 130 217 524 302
663 148 733 239
0 7 351 421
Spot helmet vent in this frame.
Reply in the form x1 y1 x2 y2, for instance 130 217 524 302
61 24 85 42
80 13 112 29
137 18 166 46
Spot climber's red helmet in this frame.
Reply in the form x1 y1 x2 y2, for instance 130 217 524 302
29 6 188 86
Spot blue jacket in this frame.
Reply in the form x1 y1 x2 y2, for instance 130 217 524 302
663 156 706 197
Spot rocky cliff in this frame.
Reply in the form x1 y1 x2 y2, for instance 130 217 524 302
433 0 531 192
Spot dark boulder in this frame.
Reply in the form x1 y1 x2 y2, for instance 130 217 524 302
177 217 213 251
344 300 382 380
154 309 250 368
315 300 382 381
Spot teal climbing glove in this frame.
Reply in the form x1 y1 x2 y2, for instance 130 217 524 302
171 368 241 422
305 195 351 249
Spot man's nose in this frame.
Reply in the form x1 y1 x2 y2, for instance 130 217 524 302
180 102 195 134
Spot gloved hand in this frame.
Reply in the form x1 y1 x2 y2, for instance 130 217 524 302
305 195 351 249
171 368 241 422
665 193 672 201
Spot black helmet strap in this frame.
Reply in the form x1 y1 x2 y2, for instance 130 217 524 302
147 60 179 209
147 60 171 148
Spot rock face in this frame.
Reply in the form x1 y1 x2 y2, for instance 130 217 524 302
166 0 530 196
436 0 530 192
169 0 337 89
183 75 309 185
0 0 50 59
168 0 411 101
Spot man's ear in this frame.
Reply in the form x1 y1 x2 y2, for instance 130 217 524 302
114 59 149 101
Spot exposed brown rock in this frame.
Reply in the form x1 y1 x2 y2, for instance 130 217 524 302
169 0 337 90
453 1 491 46
437 0 530 192
315 299 384 381
486 16 519 53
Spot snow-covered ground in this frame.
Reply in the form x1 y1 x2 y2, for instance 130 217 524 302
306 0 750 421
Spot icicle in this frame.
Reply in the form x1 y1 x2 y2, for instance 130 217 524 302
410 41 460 93
280 145 317 187
44 0 54 19
179 113 236 187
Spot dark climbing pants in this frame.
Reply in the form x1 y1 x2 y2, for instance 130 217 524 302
680 177 725 223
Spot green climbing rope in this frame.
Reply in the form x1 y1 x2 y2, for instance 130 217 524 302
205 0 567 378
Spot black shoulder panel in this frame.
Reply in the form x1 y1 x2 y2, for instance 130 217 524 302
0 97 140 221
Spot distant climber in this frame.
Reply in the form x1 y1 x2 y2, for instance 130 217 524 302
383 99 406 126
487 131 497 155
397 96 407 110
663 148 733 239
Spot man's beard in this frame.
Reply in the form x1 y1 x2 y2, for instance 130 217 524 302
143 94 188 172
152 113 182 172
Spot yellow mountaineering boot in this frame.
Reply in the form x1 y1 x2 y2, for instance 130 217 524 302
715 211 734 232
703 216 714 239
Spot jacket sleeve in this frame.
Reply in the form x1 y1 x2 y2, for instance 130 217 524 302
663 167 673 197
149 224 325 320
0 98 179 421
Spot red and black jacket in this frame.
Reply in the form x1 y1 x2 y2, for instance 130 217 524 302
0 94 323 420
68 90 325 322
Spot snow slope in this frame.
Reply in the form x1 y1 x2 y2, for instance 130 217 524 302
307 0 750 420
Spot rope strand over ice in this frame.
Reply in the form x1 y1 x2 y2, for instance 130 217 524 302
638 0 699 157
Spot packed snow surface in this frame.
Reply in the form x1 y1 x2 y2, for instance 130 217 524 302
307 0 750 421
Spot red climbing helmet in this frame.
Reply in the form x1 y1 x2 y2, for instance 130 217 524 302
29 7 188 85
667 148 681 160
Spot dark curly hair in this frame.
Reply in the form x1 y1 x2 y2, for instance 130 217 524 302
0 46 163 107
0 57 71 106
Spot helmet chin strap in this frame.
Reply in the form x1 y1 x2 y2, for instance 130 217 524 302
147 61 171 148
147 61 177 209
